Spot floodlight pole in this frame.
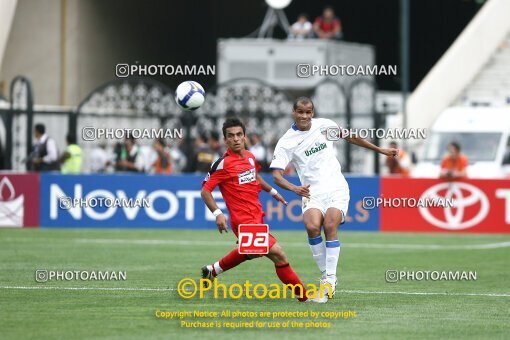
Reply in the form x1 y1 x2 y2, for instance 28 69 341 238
257 7 290 38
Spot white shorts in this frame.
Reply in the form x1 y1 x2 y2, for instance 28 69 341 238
302 190 350 220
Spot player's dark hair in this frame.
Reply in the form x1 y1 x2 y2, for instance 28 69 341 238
449 141 461 152
35 123 45 134
298 13 308 20
222 117 246 138
293 96 314 111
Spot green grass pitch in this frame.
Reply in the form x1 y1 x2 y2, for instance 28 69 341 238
0 228 509 339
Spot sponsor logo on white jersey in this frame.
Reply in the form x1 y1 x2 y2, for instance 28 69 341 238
304 142 327 157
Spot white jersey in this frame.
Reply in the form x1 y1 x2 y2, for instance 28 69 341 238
270 118 349 195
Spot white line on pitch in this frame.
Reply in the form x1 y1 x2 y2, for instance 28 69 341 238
0 286 169 291
1 285 509 297
74 238 510 250
339 289 510 297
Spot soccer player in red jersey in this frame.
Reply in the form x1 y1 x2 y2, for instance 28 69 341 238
200 118 312 302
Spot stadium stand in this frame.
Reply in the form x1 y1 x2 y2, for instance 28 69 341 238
458 33 510 106
406 0 510 133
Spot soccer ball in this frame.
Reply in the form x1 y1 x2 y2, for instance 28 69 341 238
175 81 205 111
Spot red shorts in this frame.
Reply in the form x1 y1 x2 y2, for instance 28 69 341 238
231 218 277 249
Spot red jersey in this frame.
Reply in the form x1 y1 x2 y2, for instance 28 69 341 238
202 149 264 226
314 16 341 33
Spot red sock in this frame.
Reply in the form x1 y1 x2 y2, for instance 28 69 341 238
275 262 307 301
213 248 247 276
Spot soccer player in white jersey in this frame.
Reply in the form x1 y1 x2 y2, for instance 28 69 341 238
270 97 398 301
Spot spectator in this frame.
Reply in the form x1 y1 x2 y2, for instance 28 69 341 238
152 138 172 174
385 141 410 176
60 134 82 174
89 143 112 173
440 142 468 178
30 123 59 171
169 139 187 173
186 133 216 173
208 131 223 162
249 133 268 171
114 135 144 172
288 13 312 40
313 6 343 40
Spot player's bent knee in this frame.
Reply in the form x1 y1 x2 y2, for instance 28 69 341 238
268 243 283 255
303 221 321 234
324 212 344 231
267 244 287 263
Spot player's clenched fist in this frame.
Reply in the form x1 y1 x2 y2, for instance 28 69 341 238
216 214 228 233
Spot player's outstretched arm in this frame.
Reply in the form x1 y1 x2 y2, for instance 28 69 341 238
257 174 288 206
201 189 228 233
345 136 399 158
272 170 310 198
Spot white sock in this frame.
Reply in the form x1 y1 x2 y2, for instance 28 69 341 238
213 261 223 276
308 235 326 273
325 239 341 282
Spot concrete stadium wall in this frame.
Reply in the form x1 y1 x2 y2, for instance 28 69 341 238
0 0 129 105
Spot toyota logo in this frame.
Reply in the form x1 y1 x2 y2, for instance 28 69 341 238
418 182 489 230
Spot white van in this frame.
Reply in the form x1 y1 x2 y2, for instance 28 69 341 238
412 106 510 178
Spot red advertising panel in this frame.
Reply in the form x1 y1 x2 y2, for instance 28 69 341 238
0 173 40 227
381 178 510 233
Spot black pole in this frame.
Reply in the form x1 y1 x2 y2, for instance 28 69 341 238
25 79 34 163
401 0 410 149
9 76 34 171
345 84 353 173
68 110 77 140
180 110 196 172
3 109 12 169
373 107 380 174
